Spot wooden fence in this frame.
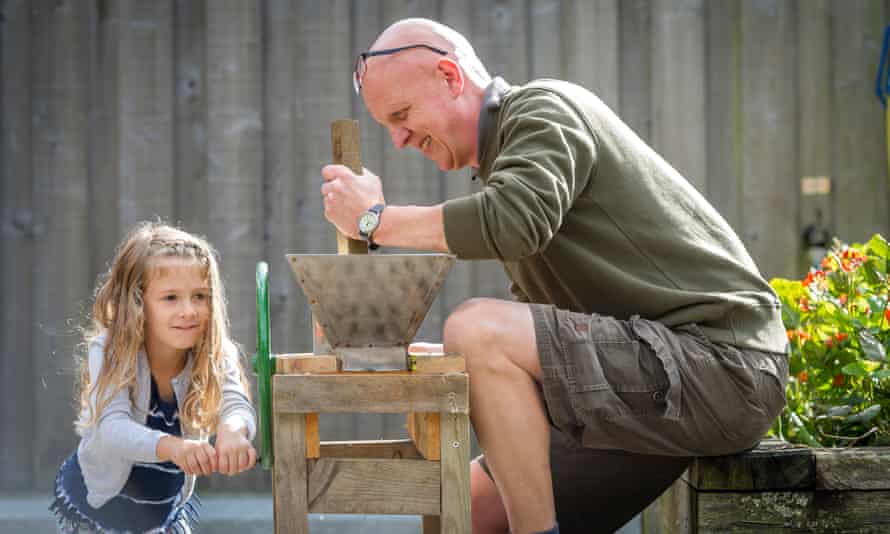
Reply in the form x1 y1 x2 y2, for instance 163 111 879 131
2 0 888 492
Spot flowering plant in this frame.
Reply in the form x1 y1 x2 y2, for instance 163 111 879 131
770 234 890 447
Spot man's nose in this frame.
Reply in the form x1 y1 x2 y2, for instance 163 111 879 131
389 126 410 149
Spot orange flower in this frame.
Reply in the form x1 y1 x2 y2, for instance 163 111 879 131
797 370 808 383
787 329 796 341
886 309 890 322
835 332 848 343
797 330 810 341
798 297 810 312
840 294 848 305
833 374 845 387
840 249 865 272
820 256 836 272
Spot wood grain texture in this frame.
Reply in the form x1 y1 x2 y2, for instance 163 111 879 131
273 373 470 414
0 0 35 491
407 412 441 461
440 412 471 534
276 353 340 374
319 439 424 460
307 458 441 515
272 411 309 534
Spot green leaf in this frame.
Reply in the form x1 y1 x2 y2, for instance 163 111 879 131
858 330 887 362
841 361 868 376
873 369 890 380
866 234 890 261
844 404 882 425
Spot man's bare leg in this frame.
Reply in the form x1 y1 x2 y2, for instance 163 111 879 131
444 298 556 534
471 458 509 534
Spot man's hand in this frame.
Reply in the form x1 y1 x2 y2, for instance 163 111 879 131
215 423 257 476
321 164 385 238
158 435 218 476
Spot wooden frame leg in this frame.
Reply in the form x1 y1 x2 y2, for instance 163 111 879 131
440 412 471 533
273 411 309 534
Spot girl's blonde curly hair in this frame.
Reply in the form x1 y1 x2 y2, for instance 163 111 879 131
76 221 246 434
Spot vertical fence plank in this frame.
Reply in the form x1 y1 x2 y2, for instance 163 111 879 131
1 0 36 491
651 0 706 192
798 0 832 273
468 0 524 301
120 0 174 227
705 0 742 230
562 0 619 111
204 0 265 490
175 0 208 238
831 0 889 243
619 0 652 142
91 0 122 271
740 0 798 279
31 0 92 489
265 0 305 363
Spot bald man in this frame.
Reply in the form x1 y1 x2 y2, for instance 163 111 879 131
321 18 788 534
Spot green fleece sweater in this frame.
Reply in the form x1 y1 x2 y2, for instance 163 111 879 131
442 78 787 354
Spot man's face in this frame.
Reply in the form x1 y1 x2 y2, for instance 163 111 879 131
362 57 473 171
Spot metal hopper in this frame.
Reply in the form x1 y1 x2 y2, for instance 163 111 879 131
287 253 454 371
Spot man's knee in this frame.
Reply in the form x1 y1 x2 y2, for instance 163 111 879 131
443 298 505 356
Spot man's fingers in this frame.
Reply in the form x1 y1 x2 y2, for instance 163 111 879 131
322 164 352 182
248 447 257 469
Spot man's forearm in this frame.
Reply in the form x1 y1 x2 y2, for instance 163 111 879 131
373 204 450 252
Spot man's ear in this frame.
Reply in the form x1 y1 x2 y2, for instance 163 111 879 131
437 58 464 97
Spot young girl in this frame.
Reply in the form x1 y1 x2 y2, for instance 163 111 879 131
50 222 257 533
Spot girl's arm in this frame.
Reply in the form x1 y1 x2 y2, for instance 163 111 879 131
86 339 166 463
217 340 257 439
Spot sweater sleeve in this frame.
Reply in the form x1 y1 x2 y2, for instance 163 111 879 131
217 340 257 441
88 339 166 463
443 89 597 260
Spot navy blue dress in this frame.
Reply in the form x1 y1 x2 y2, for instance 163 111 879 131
50 378 200 533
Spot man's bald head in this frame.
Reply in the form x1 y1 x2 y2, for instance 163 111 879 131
365 18 490 89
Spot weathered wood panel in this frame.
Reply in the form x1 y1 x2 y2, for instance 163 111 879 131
0 0 35 491
704 0 742 230
831 0 889 245
203 0 267 493
440 412 471 534
739 0 798 279
31 0 92 490
651 0 706 192
273 373 470 413
307 458 441 514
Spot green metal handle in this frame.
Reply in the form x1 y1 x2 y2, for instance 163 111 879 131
253 261 273 469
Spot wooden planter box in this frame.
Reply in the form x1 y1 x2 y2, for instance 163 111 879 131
642 439 890 533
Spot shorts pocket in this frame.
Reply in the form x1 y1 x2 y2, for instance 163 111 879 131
567 317 674 423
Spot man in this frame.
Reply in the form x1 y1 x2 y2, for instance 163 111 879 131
320 18 788 534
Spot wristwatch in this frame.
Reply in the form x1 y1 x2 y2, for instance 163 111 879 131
357 203 385 250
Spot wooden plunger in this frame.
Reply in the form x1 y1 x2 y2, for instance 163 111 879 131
313 119 368 355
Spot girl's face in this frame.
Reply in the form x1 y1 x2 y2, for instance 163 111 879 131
143 257 211 361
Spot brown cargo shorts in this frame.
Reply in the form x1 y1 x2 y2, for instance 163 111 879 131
530 304 788 456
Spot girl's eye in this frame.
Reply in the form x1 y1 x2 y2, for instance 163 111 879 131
194 293 208 301
164 295 177 301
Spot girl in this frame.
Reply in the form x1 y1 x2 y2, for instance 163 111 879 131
50 222 257 533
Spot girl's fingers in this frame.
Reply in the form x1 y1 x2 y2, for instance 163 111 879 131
218 452 231 475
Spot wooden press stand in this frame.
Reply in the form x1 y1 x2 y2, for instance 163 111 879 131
269 120 471 533
271 352 471 534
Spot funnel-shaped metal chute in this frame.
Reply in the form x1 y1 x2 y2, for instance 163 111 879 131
287 253 454 371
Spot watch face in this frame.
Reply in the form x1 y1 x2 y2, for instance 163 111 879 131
358 212 378 234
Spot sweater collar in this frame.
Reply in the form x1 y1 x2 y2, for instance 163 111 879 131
473 77 511 180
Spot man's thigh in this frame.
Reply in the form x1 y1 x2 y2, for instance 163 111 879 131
530 304 787 456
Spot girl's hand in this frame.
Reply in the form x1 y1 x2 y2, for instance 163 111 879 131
215 425 257 475
159 435 218 476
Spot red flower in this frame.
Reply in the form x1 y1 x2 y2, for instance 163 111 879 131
825 337 834 348
820 256 836 272
886 309 890 323
797 370 808 383
833 374 845 387
799 297 810 312
840 294 848 305
835 332 848 343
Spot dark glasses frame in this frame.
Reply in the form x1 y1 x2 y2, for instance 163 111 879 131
353 44 449 94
